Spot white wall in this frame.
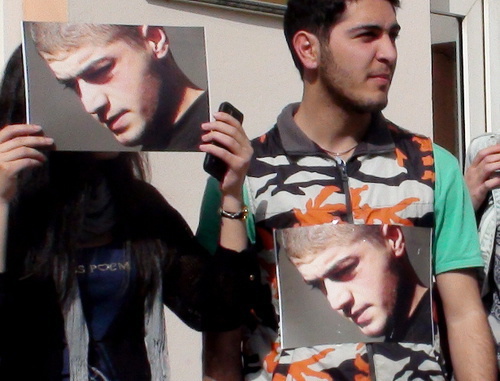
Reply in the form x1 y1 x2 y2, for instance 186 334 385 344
386 0 433 136
485 0 500 133
3 0 433 379
0 1 5 65
0 0 23 71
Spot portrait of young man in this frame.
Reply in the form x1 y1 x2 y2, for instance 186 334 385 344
24 22 209 151
277 224 433 348
197 0 497 380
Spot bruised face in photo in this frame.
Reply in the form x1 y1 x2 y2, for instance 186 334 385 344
290 231 405 337
40 27 169 147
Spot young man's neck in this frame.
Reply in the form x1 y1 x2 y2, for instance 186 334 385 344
294 89 372 155
159 55 204 126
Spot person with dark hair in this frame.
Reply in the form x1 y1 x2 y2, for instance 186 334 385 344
197 0 496 380
30 23 208 151
0 46 252 380
0 46 25 127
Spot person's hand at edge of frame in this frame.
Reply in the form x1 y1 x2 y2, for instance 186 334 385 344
465 143 500 211
0 124 53 204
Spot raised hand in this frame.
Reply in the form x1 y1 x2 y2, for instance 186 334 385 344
200 111 253 199
0 124 53 204
200 110 253 253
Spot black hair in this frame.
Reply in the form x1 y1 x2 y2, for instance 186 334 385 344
8 152 162 306
284 0 401 77
0 45 26 127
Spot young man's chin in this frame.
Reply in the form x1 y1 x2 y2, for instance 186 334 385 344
342 91 389 114
359 322 386 338
113 131 144 148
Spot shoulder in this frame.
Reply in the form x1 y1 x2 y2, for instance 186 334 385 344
382 119 434 162
433 143 460 169
251 124 281 155
250 103 299 156
385 119 432 148
432 143 463 190
432 143 465 203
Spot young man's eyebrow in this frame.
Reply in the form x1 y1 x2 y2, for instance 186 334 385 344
324 256 357 278
56 77 75 87
55 57 110 83
390 23 402 34
303 256 354 285
348 22 401 34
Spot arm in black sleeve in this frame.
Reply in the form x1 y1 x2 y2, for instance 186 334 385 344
149 191 249 332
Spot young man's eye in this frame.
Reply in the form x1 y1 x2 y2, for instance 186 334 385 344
59 78 78 93
63 80 77 91
358 31 378 41
84 62 114 84
309 280 324 290
389 32 400 42
328 259 359 282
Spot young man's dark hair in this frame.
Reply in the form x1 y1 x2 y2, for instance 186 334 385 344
284 0 401 76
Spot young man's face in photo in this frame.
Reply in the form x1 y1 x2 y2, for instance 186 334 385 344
291 238 400 337
318 0 400 113
42 36 163 147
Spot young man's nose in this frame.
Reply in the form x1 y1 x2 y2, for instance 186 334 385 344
324 279 353 313
78 81 108 115
376 34 398 67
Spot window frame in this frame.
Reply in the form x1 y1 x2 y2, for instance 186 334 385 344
173 0 286 15
484 0 500 135
431 0 486 148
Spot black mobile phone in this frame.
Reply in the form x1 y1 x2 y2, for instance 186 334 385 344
203 102 244 182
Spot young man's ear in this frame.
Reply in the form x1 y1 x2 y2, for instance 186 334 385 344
381 225 405 257
292 31 321 72
140 25 169 59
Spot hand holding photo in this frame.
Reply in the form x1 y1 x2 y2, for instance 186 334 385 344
23 22 209 152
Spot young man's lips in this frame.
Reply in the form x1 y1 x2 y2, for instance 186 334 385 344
106 111 128 132
351 306 370 326
369 73 391 83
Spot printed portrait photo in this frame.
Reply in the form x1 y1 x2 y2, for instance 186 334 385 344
275 224 433 349
23 22 209 152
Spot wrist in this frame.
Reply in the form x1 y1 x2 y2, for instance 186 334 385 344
220 186 244 202
219 205 248 220
221 193 244 210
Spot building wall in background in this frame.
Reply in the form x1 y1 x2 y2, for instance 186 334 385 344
0 0 23 73
24 0 67 21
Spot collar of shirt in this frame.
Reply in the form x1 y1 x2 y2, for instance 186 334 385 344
275 102 396 159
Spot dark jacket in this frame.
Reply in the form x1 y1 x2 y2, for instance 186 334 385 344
0 179 244 380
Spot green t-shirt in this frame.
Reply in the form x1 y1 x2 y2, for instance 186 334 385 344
432 143 483 273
